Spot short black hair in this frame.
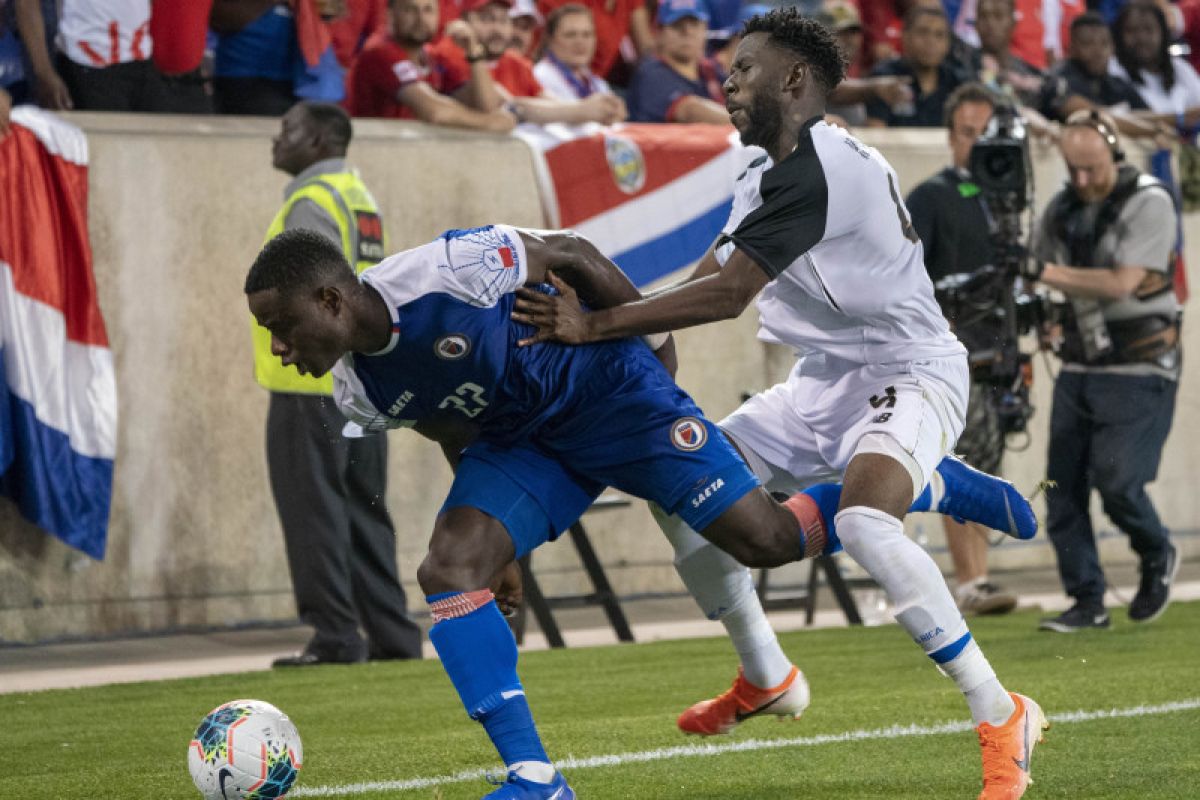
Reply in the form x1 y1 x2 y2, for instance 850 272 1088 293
299 101 353 153
943 82 998 128
1069 10 1108 36
742 7 848 94
244 229 356 296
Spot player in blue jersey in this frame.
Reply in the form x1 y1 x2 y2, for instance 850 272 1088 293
245 224 1035 799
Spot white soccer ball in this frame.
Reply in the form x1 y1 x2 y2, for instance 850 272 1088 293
187 699 303 799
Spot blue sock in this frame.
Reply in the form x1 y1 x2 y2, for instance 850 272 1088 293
801 483 844 554
427 592 549 768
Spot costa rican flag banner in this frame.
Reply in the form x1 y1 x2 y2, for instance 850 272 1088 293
0 107 116 559
516 123 760 287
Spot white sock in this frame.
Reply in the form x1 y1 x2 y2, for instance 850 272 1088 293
653 505 794 688
509 761 555 783
835 506 1013 725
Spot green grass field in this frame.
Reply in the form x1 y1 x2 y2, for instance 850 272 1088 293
3 603 1199 800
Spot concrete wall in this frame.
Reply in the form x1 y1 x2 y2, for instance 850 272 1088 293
1 116 1196 643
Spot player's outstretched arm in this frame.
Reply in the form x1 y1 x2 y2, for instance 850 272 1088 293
513 245 768 345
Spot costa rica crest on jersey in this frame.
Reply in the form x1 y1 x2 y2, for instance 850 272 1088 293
670 417 707 451
434 333 471 360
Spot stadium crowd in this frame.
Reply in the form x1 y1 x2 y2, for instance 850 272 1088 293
0 0 1199 139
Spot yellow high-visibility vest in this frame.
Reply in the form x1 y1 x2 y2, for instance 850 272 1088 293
251 169 387 395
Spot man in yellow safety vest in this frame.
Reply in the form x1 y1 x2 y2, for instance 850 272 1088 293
253 101 422 666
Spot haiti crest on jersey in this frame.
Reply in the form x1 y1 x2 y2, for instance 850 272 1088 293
670 417 707 451
434 333 472 360
604 134 646 195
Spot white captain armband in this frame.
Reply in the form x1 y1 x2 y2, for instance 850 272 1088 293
642 332 670 350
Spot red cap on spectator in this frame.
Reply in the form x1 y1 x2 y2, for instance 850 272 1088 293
461 0 514 14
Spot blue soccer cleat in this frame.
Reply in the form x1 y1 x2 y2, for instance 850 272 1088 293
933 456 1039 540
482 770 575 799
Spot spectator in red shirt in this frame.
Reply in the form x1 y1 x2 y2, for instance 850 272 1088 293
346 0 516 130
434 0 625 123
538 0 652 84
150 0 214 112
509 0 543 58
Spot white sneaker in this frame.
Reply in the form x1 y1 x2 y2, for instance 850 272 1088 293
956 579 1018 615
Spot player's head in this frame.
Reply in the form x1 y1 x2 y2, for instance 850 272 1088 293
272 101 352 176
728 8 847 148
245 229 360 378
391 0 439 46
1060 108 1123 202
944 82 996 170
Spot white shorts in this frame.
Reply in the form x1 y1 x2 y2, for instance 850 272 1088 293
719 353 969 498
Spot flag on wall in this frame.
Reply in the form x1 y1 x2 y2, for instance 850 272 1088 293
517 123 759 287
0 107 116 559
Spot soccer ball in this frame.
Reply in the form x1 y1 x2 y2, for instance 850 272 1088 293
188 699 303 799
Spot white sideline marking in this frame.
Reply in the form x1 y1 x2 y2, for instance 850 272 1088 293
290 698 1200 797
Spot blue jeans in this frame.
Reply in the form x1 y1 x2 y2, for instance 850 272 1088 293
1045 370 1177 607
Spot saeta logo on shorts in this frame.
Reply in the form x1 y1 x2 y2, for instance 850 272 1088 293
671 417 707 451
692 478 726 509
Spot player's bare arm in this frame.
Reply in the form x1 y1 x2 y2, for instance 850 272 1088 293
516 229 679 373
512 245 767 346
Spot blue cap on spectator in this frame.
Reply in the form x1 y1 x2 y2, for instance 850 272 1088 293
658 0 710 26
706 3 770 42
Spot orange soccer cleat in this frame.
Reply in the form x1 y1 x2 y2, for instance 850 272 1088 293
677 666 810 736
976 692 1049 799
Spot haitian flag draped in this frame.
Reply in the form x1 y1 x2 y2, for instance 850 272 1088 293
516 123 759 287
0 107 116 559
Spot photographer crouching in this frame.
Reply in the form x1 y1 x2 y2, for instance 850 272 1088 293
906 83 1030 616
1033 109 1182 633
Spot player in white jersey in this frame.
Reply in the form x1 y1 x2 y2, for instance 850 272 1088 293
512 9 1046 799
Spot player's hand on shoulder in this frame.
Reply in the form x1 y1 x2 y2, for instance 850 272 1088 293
512 271 592 346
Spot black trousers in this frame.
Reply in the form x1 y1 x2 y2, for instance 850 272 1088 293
58 57 175 112
266 393 422 660
1045 369 1177 607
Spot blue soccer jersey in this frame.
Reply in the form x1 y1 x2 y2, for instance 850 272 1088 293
332 225 759 553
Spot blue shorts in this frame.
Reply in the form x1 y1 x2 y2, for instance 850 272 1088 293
440 346 759 558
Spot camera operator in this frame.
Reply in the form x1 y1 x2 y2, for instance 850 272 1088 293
905 82 1020 616
1033 109 1182 633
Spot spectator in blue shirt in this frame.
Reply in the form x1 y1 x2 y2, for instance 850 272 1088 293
626 0 727 123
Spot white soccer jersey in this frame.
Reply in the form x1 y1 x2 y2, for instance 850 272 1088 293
715 118 966 364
